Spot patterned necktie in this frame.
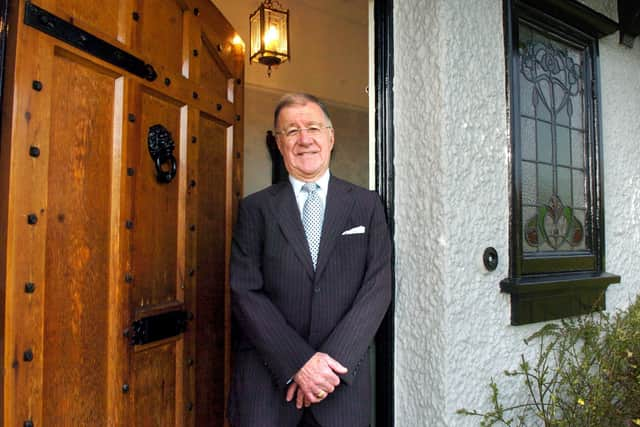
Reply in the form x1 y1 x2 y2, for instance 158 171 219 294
302 182 323 269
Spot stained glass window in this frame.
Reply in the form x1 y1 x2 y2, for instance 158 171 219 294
518 23 587 253
501 0 620 326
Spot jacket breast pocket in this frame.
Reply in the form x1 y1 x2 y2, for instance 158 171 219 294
334 232 367 264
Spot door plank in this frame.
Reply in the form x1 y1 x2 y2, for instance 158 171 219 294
181 106 199 426
109 73 130 427
195 113 231 424
130 87 184 310
190 0 243 80
189 2 244 424
133 342 179 426
2 17 55 425
200 35 232 102
54 0 122 42
42 48 122 426
133 0 189 77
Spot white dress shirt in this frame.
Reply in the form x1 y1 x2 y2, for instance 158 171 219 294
289 169 330 219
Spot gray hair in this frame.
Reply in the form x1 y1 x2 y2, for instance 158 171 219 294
273 93 333 130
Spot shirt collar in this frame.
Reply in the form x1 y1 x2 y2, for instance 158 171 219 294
289 169 331 196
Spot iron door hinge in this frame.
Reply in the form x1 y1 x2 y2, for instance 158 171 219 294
24 3 157 81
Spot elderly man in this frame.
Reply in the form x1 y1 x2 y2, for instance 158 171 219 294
228 93 392 427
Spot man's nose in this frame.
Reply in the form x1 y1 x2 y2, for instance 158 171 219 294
297 129 314 143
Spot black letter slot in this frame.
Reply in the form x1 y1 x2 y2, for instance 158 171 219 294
130 310 188 346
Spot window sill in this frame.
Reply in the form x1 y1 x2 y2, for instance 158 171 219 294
500 272 621 325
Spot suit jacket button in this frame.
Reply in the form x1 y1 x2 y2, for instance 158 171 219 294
314 287 321 293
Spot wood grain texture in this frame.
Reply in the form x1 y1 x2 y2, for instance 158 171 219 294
43 49 119 426
54 0 121 41
195 114 229 424
3 8 55 424
131 88 182 309
133 0 188 77
0 1 22 422
133 342 177 426
0 0 244 425
200 35 231 102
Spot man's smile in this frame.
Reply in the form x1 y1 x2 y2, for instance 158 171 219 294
276 100 334 181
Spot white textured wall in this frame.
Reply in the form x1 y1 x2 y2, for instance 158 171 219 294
394 0 640 426
394 0 447 423
599 34 640 310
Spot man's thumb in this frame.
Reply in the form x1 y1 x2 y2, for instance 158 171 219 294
327 357 348 374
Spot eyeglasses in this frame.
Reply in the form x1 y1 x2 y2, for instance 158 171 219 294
276 125 332 139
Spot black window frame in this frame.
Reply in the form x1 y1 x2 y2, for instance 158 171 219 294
501 0 620 325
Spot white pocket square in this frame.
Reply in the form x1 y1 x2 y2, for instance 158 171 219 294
342 225 365 235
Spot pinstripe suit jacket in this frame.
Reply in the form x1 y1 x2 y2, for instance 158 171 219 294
228 175 392 427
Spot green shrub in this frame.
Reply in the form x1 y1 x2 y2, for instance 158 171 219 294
458 296 640 426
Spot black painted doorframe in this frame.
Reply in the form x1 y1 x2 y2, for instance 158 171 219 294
374 0 394 426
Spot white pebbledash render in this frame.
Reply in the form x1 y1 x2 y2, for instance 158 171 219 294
392 0 640 425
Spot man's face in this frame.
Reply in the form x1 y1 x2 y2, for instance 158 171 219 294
276 102 334 182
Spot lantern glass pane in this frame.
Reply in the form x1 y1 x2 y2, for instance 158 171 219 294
250 10 262 62
264 8 288 58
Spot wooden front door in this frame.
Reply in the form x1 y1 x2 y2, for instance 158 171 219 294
0 0 243 425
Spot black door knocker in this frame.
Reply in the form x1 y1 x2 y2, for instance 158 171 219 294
147 124 177 184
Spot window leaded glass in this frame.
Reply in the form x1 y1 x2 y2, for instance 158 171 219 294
518 23 587 253
501 0 620 326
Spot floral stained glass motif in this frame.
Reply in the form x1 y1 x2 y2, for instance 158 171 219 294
521 42 581 123
518 24 586 252
525 195 583 249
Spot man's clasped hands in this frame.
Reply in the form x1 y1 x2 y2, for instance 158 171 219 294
285 352 348 409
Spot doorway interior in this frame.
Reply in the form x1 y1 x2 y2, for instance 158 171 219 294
214 0 394 425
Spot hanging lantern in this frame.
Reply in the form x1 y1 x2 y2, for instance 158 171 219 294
249 0 290 77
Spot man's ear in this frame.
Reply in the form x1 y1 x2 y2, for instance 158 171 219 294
329 129 335 151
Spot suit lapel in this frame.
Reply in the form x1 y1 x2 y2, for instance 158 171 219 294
270 182 315 279
315 176 355 280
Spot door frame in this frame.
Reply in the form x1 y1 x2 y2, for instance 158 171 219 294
0 0 6 111
0 0 8 418
373 0 394 426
